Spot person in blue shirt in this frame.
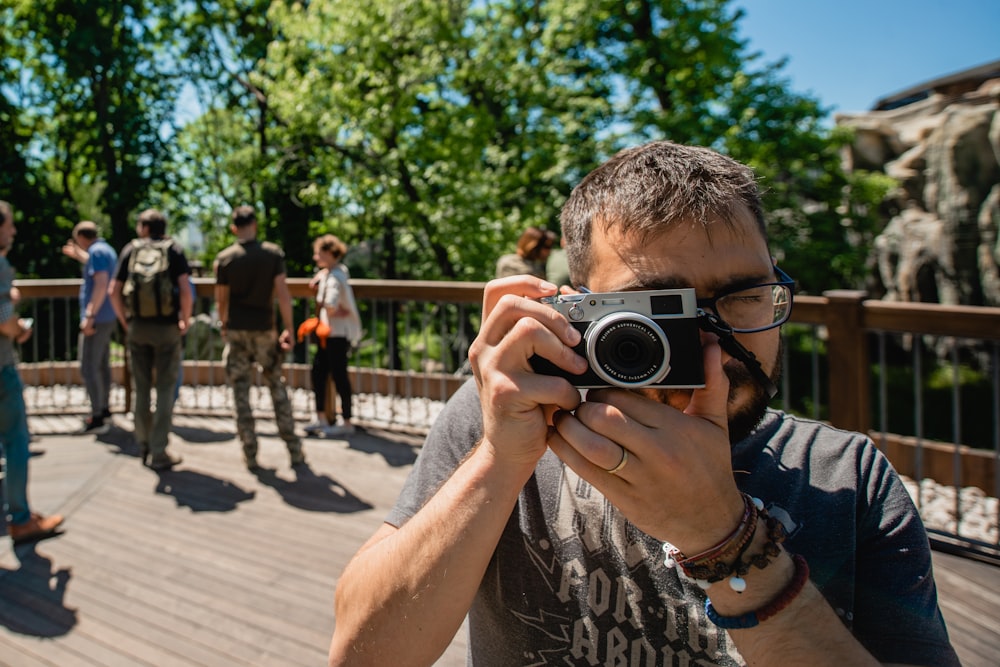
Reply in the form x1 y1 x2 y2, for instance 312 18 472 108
63 221 119 435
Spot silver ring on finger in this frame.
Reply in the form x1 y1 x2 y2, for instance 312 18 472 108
605 447 629 475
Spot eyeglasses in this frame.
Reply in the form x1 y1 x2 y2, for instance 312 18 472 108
696 266 795 333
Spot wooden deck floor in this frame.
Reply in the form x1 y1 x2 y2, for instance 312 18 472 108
2 414 998 666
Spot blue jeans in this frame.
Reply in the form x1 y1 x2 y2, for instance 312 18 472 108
128 320 181 458
0 365 31 525
79 319 116 417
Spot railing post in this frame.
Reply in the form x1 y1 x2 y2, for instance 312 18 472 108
822 290 869 434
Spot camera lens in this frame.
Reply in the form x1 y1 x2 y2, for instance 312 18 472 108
585 312 671 387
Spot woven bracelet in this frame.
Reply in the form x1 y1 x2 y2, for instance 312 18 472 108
704 553 810 630
663 494 760 583
673 493 760 565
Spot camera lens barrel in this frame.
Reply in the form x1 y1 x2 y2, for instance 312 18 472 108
585 312 671 387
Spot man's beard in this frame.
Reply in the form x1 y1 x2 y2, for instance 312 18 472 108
722 345 781 444
645 338 782 445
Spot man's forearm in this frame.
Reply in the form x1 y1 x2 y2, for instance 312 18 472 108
86 272 110 317
108 280 127 327
329 442 537 666
178 274 193 322
214 285 229 326
705 528 880 666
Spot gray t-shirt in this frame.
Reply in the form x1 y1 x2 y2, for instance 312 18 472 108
387 379 959 666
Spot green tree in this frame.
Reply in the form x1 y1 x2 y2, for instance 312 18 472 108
558 0 890 292
4 0 181 255
254 0 611 279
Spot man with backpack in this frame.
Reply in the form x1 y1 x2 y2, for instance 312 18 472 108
214 205 304 471
109 209 193 470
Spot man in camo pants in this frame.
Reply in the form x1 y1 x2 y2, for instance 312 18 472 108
214 205 304 470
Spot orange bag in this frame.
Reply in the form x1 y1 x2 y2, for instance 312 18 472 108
296 317 330 348
297 317 319 342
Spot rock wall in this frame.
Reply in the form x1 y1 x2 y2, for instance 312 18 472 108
838 79 1000 306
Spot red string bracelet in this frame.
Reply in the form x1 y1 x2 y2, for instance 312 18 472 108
704 553 810 630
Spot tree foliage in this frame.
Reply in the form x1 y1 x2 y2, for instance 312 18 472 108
1 0 887 292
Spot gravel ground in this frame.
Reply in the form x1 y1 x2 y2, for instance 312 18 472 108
902 476 1000 545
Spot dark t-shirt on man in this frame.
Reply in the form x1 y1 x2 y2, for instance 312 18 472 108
214 240 287 331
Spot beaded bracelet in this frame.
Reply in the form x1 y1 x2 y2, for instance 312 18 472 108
665 507 787 592
705 553 810 629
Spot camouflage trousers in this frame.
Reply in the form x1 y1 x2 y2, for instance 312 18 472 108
223 329 303 464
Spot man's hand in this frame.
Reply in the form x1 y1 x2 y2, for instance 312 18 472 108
467 276 587 467
278 328 293 351
16 318 33 344
547 333 745 554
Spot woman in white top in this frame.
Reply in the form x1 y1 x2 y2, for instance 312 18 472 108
303 234 361 437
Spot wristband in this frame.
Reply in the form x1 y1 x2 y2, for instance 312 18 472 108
704 554 810 629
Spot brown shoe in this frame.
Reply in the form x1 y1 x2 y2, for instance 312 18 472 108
9 513 64 544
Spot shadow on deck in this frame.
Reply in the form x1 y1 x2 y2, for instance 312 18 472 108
1 414 997 666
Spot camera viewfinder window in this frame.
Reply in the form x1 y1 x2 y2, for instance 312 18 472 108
650 294 683 315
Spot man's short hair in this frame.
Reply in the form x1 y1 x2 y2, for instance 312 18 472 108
72 220 99 241
0 200 11 227
137 208 168 237
231 205 257 228
560 141 766 287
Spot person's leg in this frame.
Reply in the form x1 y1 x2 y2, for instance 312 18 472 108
305 341 333 432
224 331 258 467
257 333 304 464
148 325 181 463
328 337 354 423
128 324 155 460
0 365 31 524
173 335 186 403
79 325 113 432
94 320 115 417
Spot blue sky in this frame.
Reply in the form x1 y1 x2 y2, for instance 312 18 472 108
733 0 1000 115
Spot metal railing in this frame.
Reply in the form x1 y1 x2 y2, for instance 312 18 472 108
12 278 1000 558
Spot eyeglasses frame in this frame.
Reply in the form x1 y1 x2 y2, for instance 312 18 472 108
695 266 796 334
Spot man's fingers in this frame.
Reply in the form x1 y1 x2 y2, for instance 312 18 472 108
683 336 729 431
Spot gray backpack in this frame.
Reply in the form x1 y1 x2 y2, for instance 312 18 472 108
122 239 175 319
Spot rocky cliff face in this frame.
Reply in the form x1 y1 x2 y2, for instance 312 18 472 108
838 77 1000 306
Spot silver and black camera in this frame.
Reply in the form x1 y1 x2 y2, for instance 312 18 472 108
530 289 705 388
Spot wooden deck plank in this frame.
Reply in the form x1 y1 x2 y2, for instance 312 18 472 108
1 414 996 666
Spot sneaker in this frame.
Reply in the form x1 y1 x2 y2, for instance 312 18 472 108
9 513 64 544
148 453 183 471
303 421 327 436
77 416 110 436
322 423 356 437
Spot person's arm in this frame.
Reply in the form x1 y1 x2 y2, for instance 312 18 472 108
81 270 110 335
273 273 294 350
214 282 229 337
177 272 193 335
108 279 128 331
329 276 583 666
62 241 88 264
0 312 31 342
